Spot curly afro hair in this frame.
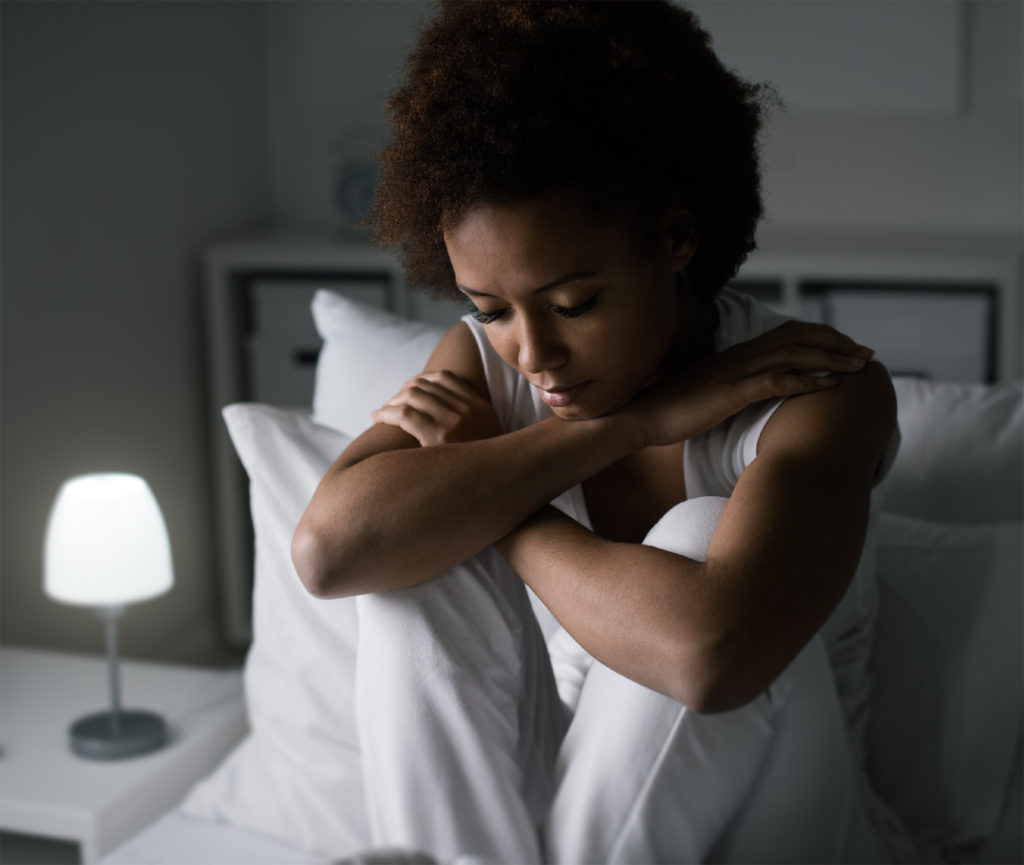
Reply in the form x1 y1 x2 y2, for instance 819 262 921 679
366 0 776 302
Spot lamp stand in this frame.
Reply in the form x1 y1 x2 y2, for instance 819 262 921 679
69 605 168 760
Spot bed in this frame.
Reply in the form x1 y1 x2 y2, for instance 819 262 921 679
103 281 1022 864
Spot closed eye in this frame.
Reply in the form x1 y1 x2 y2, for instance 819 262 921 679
553 294 598 318
469 305 507 324
468 293 598 324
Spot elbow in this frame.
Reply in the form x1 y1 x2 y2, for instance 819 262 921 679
668 638 773 716
291 518 350 599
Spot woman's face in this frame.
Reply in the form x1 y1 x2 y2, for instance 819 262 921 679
443 191 703 420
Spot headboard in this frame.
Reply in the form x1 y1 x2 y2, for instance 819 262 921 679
204 229 1022 647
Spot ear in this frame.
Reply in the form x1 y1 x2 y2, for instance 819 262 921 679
668 207 697 272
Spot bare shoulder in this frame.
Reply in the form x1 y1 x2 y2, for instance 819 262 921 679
701 362 896 706
757 361 897 478
423 320 490 398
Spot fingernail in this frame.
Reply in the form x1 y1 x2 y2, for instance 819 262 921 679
847 356 867 367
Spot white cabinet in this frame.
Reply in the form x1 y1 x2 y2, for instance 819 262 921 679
0 647 245 863
733 233 1021 384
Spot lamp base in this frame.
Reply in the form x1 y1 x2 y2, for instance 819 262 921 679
69 710 168 760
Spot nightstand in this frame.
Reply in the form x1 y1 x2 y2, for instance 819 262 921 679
0 646 247 863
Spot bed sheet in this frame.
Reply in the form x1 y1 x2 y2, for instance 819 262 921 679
100 808 333 865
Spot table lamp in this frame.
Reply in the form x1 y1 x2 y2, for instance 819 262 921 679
43 472 174 760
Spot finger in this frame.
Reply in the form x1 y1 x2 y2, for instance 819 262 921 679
381 380 466 416
724 323 868 368
384 371 481 413
732 371 839 407
369 403 444 447
417 369 490 402
735 345 871 377
403 378 478 414
378 387 463 426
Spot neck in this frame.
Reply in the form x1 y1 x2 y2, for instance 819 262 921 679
663 290 719 373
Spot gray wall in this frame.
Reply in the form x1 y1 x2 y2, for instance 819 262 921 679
707 0 1023 236
1 1 271 664
2 0 1021 666
264 0 429 230
264 0 1022 237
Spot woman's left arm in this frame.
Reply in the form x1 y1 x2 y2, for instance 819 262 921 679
496 362 896 714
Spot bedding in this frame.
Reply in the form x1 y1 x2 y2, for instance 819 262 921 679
179 405 370 856
104 291 1022 864
868 515 1023 861
103 809 332 865
311 289 446 438
879 378 1023 523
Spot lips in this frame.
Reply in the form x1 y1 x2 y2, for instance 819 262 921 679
536 381 590 408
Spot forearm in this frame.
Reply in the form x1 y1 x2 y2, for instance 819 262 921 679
496 506 721 708
499 426 880 713
293 413 638 598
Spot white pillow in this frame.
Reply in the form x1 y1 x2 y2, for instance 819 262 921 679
312 290 448 437
181 404 371 857
867 512 1023 860
882 379 1023 524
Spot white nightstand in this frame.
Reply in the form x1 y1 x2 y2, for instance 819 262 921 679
0 646 247 863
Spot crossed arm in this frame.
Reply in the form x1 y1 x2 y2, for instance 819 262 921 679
495 362 894 712
292 319 895 713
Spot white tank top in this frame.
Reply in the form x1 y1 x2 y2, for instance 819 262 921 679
462 287 899 757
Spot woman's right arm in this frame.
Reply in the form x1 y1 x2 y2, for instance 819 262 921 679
290 321 638 598
292 317 874 600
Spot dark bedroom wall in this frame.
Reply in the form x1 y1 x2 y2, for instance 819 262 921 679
263 0 430 230
1 1 271 664
258 0 1023 238
691 0 1023 235
2 0 1020 667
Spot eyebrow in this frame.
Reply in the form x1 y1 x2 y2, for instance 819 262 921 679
457 271 598 299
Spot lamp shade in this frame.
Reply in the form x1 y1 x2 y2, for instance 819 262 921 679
44 473 173 606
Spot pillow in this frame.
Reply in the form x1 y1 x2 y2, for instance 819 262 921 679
181 404 371 857
882 378 1023 524
312 290 448 438
867 512 1023 859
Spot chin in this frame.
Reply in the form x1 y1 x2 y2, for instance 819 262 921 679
552 405 597 421
552 395 625 422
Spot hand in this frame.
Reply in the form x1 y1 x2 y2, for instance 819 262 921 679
370 369 503 447
625 320 876 448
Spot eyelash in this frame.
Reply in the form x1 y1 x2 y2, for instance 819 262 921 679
470 295 598 325
469 307 505 324
555 295 598 318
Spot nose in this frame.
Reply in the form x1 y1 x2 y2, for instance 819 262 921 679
516 314 568 376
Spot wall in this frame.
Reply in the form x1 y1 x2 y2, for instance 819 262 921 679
717 0 1024 236
263 0 430 231
2 0 1020 666
1 1 270 664
262 0 1022 238
256 0 1021 372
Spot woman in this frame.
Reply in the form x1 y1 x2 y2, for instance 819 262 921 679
293 3 913 862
